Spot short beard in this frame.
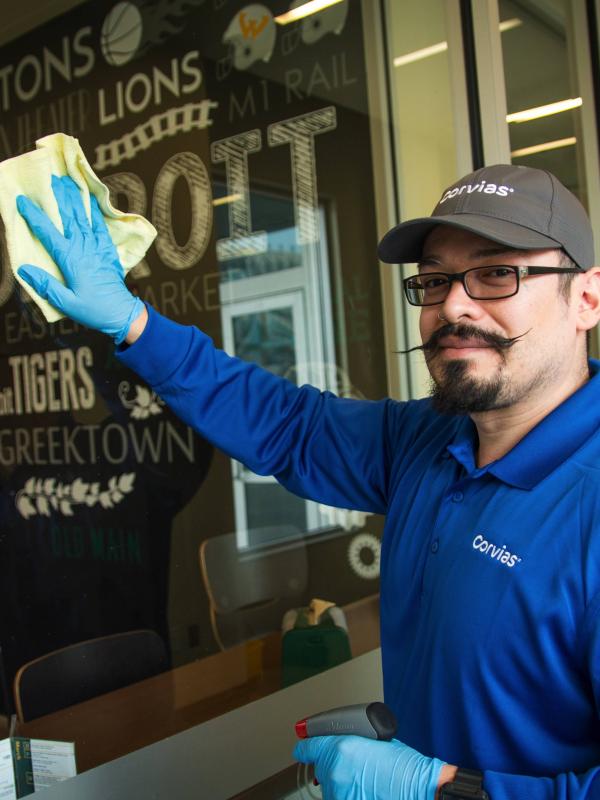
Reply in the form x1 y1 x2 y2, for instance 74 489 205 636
396 322 532 415
429 358 508 414
428 355 557 415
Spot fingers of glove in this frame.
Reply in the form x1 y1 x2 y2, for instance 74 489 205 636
18 265 78 316
295 737 362 798
320 785 337 800
294 735 371 765
59 175 92 233
50 175 75 239
294 737 333 765
16 195 67 263
89 194 120 258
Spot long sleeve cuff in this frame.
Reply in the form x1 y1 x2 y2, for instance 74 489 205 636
116 303 198 387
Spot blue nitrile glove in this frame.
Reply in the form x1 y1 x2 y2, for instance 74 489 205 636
294 735 446 800
17 175 143 344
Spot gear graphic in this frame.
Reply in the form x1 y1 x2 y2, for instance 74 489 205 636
347 533 381 580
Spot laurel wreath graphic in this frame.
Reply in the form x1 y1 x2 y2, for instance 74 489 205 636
118 382 164 419
15 474 136 519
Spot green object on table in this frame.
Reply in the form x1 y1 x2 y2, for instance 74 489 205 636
281 606 352 687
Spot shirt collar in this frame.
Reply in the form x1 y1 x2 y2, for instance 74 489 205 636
446 359 600 490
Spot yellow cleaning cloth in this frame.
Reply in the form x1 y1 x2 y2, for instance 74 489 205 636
0 132 157 323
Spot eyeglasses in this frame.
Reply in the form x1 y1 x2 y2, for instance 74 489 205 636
403 265 581 306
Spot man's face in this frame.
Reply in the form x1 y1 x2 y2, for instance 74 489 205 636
418 225 580 414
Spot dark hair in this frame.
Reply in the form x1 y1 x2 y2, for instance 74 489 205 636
557 250 591 358
557 250 582 302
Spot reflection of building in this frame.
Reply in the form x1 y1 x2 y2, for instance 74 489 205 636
1 0 600 794
215 185 339 542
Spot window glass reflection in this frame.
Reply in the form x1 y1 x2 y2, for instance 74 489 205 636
500 0 584 199
384 0 466 398
0 0 385 782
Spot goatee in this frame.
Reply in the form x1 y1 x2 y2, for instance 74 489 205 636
429 359 508 414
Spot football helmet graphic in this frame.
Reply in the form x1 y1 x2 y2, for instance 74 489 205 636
217 4 276 79
281 0 349 54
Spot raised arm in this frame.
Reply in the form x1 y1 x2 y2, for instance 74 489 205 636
17 176 397 513
117 303 393 513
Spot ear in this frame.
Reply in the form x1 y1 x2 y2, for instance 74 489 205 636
575 267 600 332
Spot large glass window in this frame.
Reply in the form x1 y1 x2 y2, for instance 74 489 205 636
384 0 471 397
498 0 600 356
0 0 390 788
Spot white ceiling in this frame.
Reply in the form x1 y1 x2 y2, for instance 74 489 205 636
0 0 87 48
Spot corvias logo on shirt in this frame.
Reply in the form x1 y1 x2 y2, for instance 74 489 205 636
472 534 522 568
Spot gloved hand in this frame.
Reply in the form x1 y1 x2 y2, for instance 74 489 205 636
17 175 144 344
294 735 446 800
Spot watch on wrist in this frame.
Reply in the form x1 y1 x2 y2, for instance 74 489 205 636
439 768 490 799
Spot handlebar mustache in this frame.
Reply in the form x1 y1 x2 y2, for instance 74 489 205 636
395 323 531 356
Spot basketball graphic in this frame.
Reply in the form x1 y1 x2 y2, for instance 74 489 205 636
101 2 144 67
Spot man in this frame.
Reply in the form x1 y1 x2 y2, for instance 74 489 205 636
16 164 600 799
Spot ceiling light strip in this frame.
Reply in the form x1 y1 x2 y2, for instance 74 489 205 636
506 97 582 124
393 18 521 67
498 18 522 33
213 194 243 207
275 0 345 25
393 42 448 67
511 137 577 158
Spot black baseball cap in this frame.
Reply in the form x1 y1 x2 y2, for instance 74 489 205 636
378 164 595 269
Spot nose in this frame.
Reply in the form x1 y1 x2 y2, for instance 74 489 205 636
438 276 483 323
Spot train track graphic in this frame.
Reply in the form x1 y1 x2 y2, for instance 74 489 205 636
93 100 218 170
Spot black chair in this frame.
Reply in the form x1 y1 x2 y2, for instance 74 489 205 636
14 629 168 722
199 528 309 650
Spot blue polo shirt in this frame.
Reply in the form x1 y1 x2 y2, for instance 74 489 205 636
119 306 600 799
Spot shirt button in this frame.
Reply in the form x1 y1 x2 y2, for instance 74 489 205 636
452 491 464 502
431 539 439 553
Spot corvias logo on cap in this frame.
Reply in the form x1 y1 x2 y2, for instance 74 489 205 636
439 181 515 204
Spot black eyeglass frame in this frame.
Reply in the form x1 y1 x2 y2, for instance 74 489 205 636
403 265 582 307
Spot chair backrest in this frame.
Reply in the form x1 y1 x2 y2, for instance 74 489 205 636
14 629 168 722
199 529 309 650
